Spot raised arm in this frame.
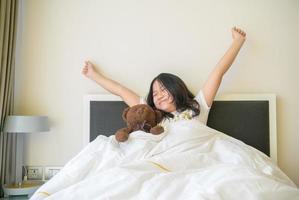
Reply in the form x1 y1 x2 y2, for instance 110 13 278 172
202 27 246 107
82 61 140 106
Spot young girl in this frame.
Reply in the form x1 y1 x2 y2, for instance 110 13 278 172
32 27 299 199
82 27 246 126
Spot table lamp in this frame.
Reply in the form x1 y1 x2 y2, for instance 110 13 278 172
2 115 50 198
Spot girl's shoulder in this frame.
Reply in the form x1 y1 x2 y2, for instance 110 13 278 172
194 90 211 110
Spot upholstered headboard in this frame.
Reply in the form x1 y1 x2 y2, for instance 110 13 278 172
83 93 277 162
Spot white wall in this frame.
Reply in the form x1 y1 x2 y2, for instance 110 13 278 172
15 0 299 186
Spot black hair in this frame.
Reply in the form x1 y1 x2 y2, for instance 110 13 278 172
146 73 200 120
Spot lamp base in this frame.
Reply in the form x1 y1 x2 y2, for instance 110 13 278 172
2 181 44 198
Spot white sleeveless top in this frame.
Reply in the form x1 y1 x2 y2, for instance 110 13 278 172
139 90 211 126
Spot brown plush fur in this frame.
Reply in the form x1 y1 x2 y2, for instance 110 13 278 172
115 104 164 142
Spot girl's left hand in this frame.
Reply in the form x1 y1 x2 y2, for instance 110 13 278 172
232 26 246 41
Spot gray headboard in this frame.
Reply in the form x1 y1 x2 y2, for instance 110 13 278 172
83 94 277 162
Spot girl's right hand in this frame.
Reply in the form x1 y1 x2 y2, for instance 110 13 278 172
82 61 98 80
231 26 246 42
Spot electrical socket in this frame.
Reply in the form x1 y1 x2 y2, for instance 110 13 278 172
44 166 62 180
26 166 43 180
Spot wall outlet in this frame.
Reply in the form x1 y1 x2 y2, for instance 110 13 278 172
44 166 62 180
26 166 43 180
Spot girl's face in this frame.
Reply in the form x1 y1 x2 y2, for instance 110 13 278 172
152 80 176 112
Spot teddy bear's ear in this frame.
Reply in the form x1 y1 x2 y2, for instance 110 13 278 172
122 107 130 122
154 110 163 124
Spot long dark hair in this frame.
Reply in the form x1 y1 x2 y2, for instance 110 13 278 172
146 73 200 119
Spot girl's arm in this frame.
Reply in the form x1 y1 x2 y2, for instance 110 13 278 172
82 61 140 106
202 27 246 107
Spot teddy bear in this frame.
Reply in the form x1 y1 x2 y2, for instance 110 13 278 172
115 104 164 142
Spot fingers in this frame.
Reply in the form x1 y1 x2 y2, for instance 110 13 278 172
82 60 90 74
232 26 246 37
81 66 87 74
83 60 93 69
84 60 91 67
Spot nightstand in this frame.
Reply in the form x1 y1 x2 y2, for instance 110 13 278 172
0 195 29 200
2 181 44 200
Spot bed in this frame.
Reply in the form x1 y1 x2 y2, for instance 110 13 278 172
30 93 299 200
82 93 277 162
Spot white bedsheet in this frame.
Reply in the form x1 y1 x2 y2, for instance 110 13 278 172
30 120 299 200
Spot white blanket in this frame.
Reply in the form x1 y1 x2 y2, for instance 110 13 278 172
30 120 299 200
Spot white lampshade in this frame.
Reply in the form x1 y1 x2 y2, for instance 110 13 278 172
2 115 50 197
3 116 50 133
